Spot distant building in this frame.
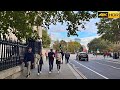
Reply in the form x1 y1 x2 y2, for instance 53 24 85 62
82 45 88 53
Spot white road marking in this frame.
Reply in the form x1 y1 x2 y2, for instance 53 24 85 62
74 60 109 79
68 63 83 79
69 62 87 79
95 61 120 70
103 60 120 64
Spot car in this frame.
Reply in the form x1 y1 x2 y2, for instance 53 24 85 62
76 52 88 61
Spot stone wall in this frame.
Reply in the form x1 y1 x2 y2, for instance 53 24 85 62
0 66 23 79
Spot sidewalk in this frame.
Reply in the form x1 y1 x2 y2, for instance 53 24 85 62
16 57 82 79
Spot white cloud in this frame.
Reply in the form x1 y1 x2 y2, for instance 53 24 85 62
49 22 67 33
49 32 62 41
50 29 67 33
80 35 100 49
78 18 100 34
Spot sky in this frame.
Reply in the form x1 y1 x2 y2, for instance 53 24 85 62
48 18 101 49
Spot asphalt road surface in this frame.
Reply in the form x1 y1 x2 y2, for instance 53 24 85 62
69 54 120 79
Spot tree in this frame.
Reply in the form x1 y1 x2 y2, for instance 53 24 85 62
74 41 81 52
53 40 81 53
87 37 113 52
53 40 67 51
42 29 51 48
79 46 83 52
53 40 60 51
67 41 81 53
0 11 97 41
60 40 67 51
96 18 120 43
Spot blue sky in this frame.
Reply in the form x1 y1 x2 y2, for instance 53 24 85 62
48 18 100 49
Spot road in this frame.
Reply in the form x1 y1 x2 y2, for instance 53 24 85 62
69 54 120 79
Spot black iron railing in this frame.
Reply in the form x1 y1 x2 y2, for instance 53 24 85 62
0 36 42 71
0 38 27 71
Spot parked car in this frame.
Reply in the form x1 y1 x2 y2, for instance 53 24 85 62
76 52 88 61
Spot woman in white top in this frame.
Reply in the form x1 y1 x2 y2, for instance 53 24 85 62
55 50 62 73
36 52 43 75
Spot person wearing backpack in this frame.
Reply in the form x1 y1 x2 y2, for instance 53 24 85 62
55 50 62 73
36 52 43 75
48 49 55 73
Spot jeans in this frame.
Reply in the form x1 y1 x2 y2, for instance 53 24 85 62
27 61 31 75
57 64 60 71
62 56 64 62
49 60 54 71
38 64 42 73
65 57 69 63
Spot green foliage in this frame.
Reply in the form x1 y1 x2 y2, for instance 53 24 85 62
42 29 51 48
53 40 60 51
0 11 97 40
79 46 83 52
87 37 113 52
96 18 120 43
53 40 81 53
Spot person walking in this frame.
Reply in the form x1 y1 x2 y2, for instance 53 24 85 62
103 53 106 59
65 51 70 64
45 50 48 61
24 47 34 78
48 49 55 73
103 52 107 59
60 50 64 64
36 52 44 75
55 50 62 73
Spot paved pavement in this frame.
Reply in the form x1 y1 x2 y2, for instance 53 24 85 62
17 56 83 79
69 54 120 79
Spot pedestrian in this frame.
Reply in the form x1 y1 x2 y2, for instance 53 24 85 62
24 47 34 78
107 52 109 58
45 51 48 61
36 52 43 75
55 50 62 73
103 52 106 59
65 51 70 64
60 50 64 64
48 49 55 73
96 52 97 57
115 52 117 59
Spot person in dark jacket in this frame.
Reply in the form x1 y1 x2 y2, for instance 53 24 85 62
48 49 55 73
24 47 34 78
60 50 64 64
65 51 70 64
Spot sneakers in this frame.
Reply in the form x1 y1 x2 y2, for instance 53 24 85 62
49 71 51 73
58 71 60 73
40 71 42 74
38 73 40 75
